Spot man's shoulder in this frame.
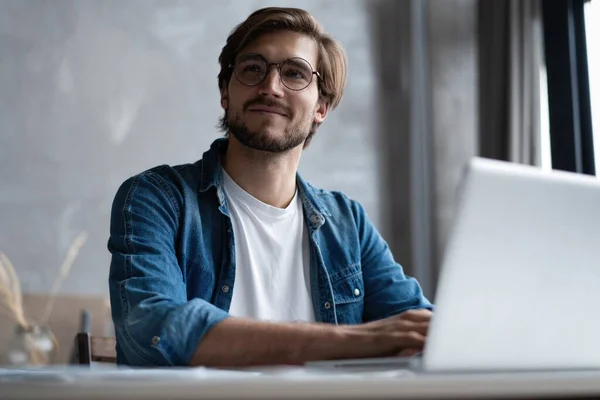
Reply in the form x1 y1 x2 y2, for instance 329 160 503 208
301 180 364 218
113 161 204 206
304 181 351 202
120 138 224 195
137 161 202 185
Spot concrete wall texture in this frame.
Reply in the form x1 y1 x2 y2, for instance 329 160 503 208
0 0 477 298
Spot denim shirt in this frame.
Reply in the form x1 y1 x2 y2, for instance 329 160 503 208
108 138 432 367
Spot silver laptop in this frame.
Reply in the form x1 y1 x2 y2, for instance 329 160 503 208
307 157 600 372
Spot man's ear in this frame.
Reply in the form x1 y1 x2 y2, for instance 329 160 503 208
314 99 329 124
220 87 229 110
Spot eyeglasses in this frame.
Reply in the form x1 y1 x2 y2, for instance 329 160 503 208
229 53 321 91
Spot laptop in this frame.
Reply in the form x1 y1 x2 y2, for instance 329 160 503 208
307 157 600 373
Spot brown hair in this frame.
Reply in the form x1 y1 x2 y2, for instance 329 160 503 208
217 7 347 141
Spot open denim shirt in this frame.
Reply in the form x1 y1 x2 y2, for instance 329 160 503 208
108 138 433 366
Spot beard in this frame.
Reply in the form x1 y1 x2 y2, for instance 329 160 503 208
224 102 317 153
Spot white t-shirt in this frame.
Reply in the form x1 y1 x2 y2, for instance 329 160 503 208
222 169 315 323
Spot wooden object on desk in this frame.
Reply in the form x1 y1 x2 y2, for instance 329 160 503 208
73 332 117 365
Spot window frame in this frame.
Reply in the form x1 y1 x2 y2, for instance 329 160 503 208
542 0 595 175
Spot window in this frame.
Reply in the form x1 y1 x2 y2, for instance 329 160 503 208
542 0 595 175
540 59 552 171
584 0 600 175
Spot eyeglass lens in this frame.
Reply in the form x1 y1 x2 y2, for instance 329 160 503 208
234 54 314 90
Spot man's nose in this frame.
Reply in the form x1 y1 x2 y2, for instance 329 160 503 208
258 66 285 98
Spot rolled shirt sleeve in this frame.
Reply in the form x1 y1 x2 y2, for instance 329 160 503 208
350 199 434 321
108 172 229 366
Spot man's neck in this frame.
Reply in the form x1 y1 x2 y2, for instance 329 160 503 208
222 137 302 209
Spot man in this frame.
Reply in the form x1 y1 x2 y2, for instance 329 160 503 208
108 6 433 368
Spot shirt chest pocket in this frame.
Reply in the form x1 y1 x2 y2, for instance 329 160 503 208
331 267 365 325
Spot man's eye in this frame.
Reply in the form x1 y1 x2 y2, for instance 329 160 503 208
284 69 306 79
243 64 263 72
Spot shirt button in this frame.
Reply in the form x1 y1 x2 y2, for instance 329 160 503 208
324 302 331 310
354 288 360 296
311 214 323 224
221 285 230 293
151 336 161 345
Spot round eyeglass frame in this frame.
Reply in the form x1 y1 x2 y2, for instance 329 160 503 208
229 54 322 91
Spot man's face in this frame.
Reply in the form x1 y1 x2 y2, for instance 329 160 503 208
221 31 328 153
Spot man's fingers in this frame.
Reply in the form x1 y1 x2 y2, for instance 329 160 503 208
392 331 426 349
397 347 420 357
399 309 433 323
401 320 429 336
362 317 430 336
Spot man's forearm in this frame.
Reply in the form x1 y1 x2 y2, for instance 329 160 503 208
190 313 427 367
190 318 349 367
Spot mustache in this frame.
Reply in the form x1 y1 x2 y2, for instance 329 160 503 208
243 98 292 116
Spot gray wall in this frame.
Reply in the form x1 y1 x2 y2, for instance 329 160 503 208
0 0 478 301
0 0 382 296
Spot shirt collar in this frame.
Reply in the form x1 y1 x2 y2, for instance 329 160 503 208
198 138 330 220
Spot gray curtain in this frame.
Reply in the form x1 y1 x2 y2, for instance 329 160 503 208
368 0 413 283
370 0 544 301
369 0 437 299
479 0 543 165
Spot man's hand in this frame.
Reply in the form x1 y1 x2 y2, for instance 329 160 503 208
392 309 432 357
341 309 433 357
355 309 432 335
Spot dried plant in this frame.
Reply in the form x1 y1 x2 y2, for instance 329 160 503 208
0 231 88 365
0 252 28 329
42 231 89 323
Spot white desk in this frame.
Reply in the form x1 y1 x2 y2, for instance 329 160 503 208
2 367 600 399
